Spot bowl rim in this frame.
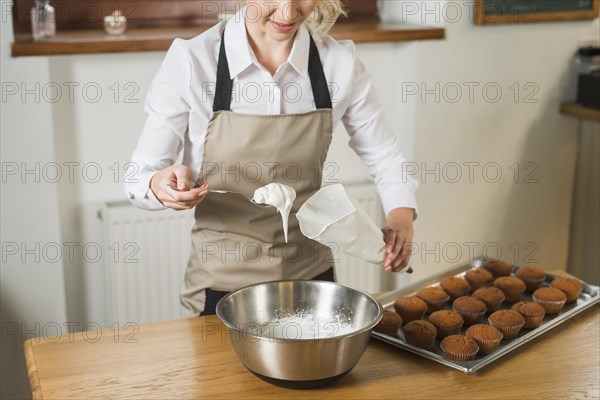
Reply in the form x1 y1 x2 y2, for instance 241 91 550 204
215 279 384 342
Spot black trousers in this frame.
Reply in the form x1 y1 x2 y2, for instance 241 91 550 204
199 267 335 316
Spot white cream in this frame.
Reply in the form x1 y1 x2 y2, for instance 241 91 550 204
252 183 296 243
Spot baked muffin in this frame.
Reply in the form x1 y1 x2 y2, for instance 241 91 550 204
374 310 402 336
440 335 479 362
393 297 428 323
515 265 546 291
428 310 464 338
550 277 583 303
472 286 506 313
482 259 513 278
416 287 450 313
402 320 437 349
488 310 525 339
440 276 471 301
466 324 503 355
452 296 487 325
464 268 494 291
493 277 526 303
532 287 567 315
511 301 545 329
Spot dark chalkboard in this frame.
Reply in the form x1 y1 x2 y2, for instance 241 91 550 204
475 0 599 24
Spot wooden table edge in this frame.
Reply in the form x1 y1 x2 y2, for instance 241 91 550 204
23 338 43 400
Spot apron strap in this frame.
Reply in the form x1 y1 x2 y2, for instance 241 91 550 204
213 27 332 112
213 29 234 112
307 33 332 109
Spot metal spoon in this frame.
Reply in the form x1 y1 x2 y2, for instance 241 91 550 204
167 184 272 208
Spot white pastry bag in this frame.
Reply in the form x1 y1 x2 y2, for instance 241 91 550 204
297 184 386 265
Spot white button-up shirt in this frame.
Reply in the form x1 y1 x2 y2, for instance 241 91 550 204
126 6 418 217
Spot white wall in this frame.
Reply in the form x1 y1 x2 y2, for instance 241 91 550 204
1 15 67 400
1 2 599 397
382 1 599 286
48 53 160 327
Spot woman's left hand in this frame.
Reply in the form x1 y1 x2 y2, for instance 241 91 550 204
382 208 415 273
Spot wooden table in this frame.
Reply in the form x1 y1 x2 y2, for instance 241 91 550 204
24 274 600 399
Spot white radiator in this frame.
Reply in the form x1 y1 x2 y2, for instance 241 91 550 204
101 183 387 325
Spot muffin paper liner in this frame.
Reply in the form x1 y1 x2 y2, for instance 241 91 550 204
404 335 436 350
440 345 479 362
466 334 503 355
532 296 566 315
488 321 525 339
553 287 582 303
522 314 544 329
424 299 449 313
482 299 503 313
453 308 486 325
520 277 545 292
433 323 463 338
395 309 426 323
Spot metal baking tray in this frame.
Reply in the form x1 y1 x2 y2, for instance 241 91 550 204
372 257 600 373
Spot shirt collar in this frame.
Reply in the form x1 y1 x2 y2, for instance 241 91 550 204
287 23 310 78
223 6 254 79
224 6 311 79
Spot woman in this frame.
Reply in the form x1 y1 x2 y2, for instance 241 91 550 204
126 0 418 317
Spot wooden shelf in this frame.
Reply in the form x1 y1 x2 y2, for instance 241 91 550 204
11 22 445 57
560 102 600 122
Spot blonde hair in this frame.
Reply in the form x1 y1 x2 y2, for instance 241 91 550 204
305 0 347 33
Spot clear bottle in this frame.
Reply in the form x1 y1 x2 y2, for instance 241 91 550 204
31 0 56 41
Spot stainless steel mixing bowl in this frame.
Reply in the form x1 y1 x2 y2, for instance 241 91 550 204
216 280 384 388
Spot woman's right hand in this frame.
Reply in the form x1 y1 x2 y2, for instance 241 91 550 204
150 165 209 210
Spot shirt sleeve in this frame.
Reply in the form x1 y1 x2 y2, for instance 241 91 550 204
341 52 419 219
125 39 191 210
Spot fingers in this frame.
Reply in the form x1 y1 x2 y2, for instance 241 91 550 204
161 201 192 211
164 183 208 201
382 227 396 272
382 226 414 273
383 227 396 253
392 244 411 272
391 240 408 270
163 185 209 208
158 179 209 210
150 165 211 211
172 165 193 190
162 191 208 210
385 234 404 272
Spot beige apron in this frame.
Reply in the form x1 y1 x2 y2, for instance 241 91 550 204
180 26 335 316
